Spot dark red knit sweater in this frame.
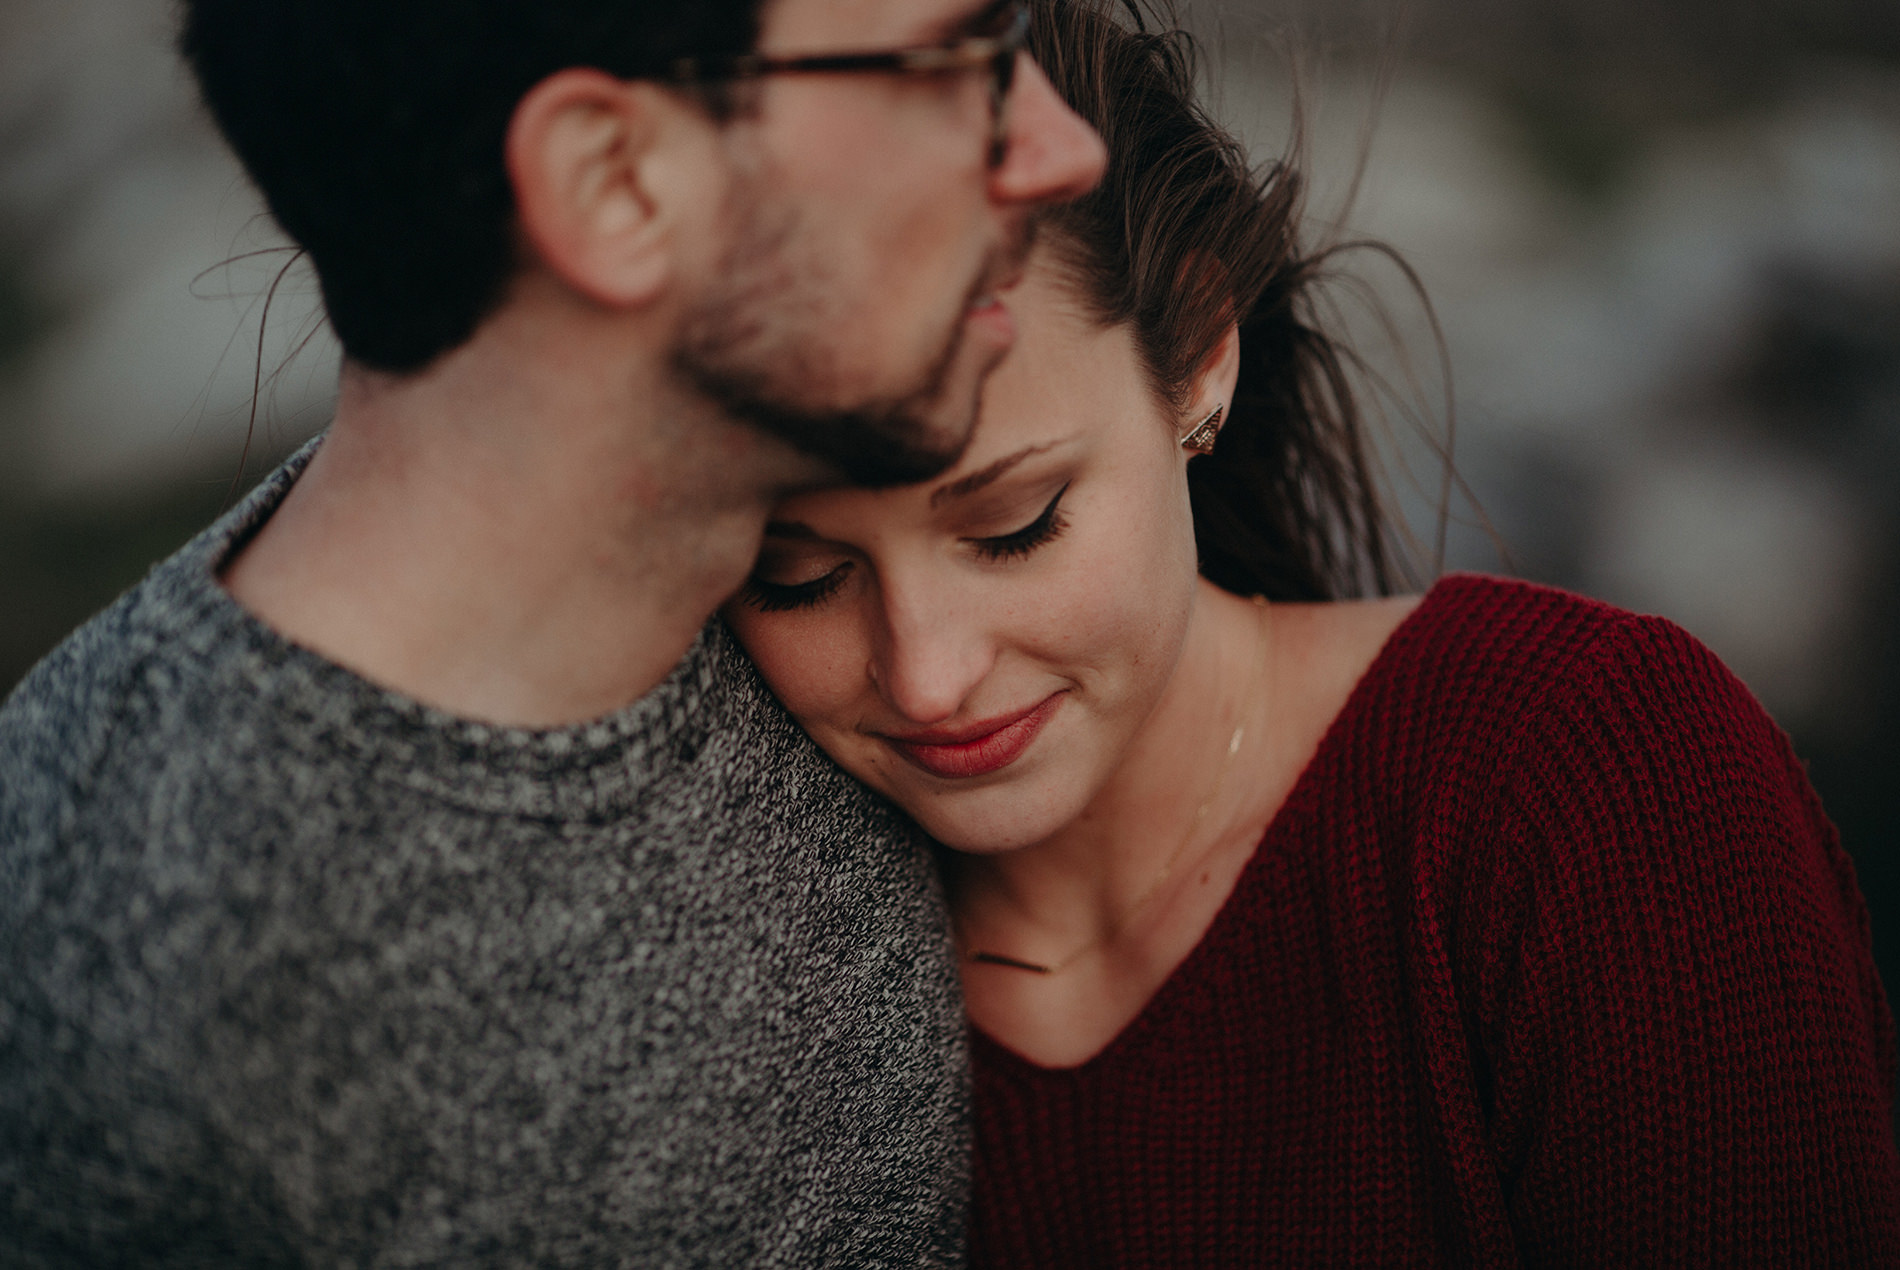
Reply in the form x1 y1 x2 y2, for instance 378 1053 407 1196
970 575 1900 1267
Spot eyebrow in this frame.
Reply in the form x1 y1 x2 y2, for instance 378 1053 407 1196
762 435 1071 539
921 0 1016 44
928 441 1057 509
762 519 822 540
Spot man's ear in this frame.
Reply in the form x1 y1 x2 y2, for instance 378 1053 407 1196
506 69 705 308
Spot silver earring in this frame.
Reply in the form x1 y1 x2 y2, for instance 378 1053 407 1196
1180 405 1224 454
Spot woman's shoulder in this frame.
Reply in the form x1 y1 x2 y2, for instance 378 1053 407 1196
1389 571 1679 687
1287 572 1686 732
1315 573 1817 850
1368 572 1773 743
1332 578 1878 1053
1366 585 1900 1254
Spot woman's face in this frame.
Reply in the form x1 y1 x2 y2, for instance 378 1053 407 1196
722 251 1207 853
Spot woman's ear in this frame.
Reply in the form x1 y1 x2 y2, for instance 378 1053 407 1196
1180 321 1242 451
505 69 696 308
1194 321 1242 417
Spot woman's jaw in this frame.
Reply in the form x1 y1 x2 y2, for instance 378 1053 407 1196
821 580 1248 865
852 670 1163 857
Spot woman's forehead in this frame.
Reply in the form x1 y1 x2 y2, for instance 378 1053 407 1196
924 434 1074 507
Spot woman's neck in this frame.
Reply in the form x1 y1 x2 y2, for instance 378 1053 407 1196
952 584 1423 1068
951 581 1279 972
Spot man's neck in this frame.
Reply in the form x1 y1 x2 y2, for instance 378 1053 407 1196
223 306 823 728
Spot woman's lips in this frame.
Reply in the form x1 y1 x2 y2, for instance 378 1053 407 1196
884 693 1063 780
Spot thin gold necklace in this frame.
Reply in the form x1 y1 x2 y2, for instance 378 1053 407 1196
961 594 1273 975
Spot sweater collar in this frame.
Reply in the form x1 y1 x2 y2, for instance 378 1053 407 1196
130 435 729 821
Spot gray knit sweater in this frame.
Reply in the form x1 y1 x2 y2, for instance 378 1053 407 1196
0 445 969 1267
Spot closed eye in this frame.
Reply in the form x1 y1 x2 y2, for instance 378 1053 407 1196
967 483 1069 562
739 561 852 613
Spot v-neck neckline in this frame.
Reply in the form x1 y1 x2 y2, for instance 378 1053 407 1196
969 579 1453 1076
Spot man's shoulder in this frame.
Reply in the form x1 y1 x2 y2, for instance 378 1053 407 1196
0 569 902 906
0 608 966 1267
4 443 317 842
3 589 137 800
699 618 903 819
0 452 967 1267
1 567 210 869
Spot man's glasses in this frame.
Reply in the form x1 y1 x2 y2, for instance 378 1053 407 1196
659 2 1030 163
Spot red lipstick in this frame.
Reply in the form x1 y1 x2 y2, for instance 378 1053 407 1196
884 693 1063 780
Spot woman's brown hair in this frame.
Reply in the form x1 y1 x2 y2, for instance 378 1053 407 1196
1029 0 1415 600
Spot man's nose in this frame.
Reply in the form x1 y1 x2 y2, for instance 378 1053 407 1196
988 55 1107 206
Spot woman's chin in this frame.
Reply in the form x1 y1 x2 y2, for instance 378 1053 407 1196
826 730 1105 855
902 787 1084 856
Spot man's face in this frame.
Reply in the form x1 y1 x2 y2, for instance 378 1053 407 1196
673 0 1105 487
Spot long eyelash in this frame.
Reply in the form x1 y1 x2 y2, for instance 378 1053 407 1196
740 565 850 613
969 483 1070 563
742 486 1069 611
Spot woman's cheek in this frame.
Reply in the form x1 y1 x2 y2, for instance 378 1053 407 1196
1052 504 1192 682
731 609 865 725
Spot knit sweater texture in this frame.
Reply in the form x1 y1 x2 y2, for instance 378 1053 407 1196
971 574 1900 1267
0 444 969 1267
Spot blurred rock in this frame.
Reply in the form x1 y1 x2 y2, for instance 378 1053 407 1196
1200 32 1900 737
1588 442 1871 730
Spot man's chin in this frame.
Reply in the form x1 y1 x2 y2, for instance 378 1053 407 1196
800 369 990 489
807 411 970 489
676 280 1010 489
830 341 1003 489
717 350 1001 489
700 386 967 490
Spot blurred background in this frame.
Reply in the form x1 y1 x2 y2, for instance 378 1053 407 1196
1 0 1896 976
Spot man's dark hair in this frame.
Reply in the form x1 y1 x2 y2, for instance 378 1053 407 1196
180 1 767 373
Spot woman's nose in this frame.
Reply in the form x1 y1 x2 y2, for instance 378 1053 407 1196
868 590 997 725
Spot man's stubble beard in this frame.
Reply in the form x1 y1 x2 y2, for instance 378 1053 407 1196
672 175 1027 489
